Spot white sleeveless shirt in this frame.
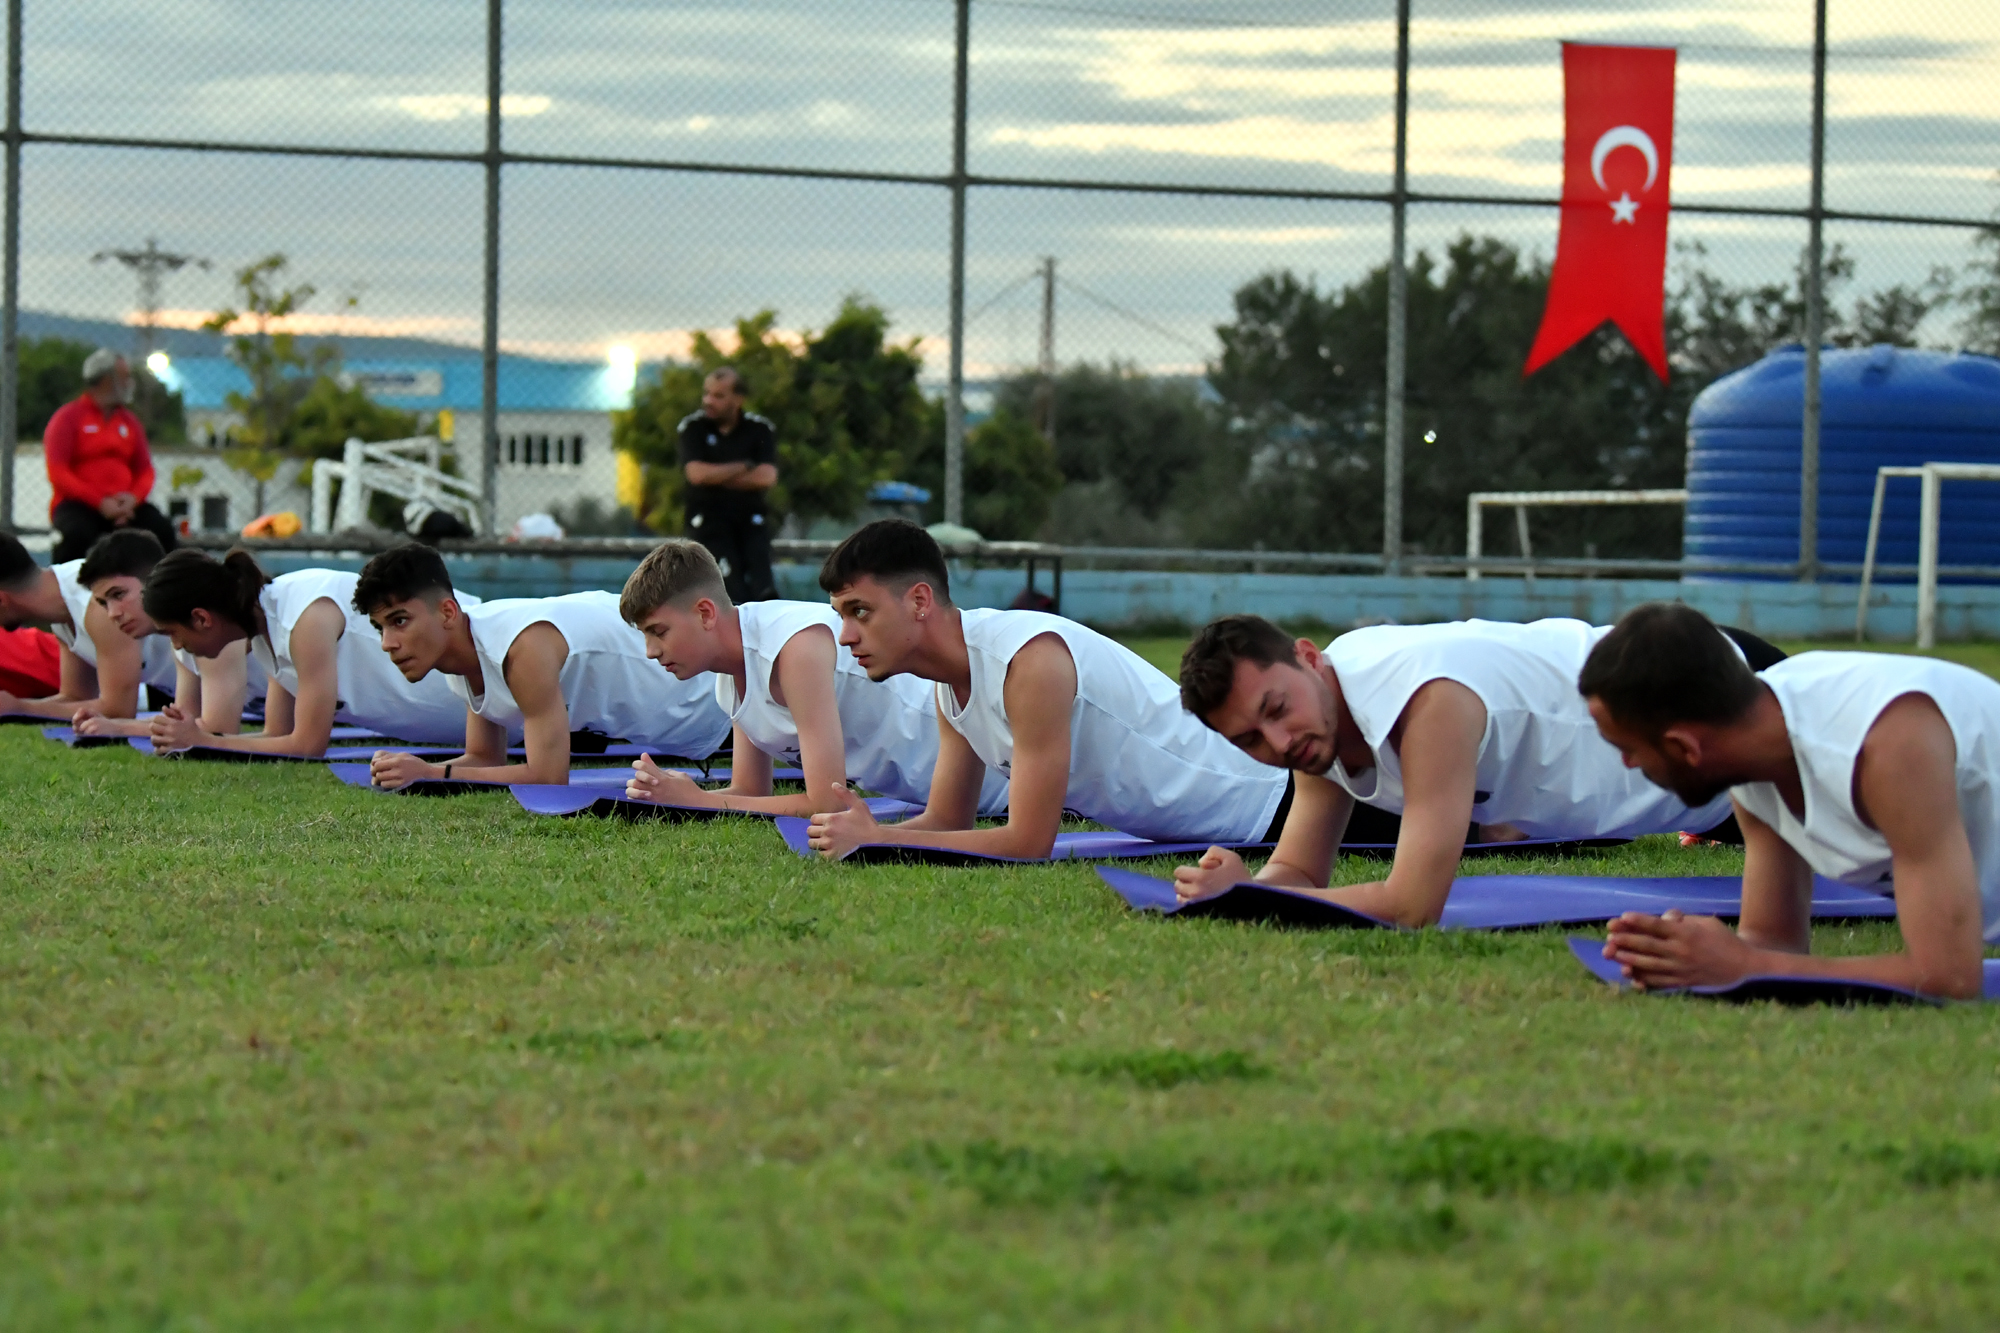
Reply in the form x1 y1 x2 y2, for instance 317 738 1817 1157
249 568 473 742
717 600 1008 811
173 641 270 703
1733 651 2000 940
49 558 179 691
939 608 1287 842
449 590 731 757
1324 618 1737 838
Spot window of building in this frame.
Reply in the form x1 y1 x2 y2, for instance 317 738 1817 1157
504 432 587 467
201 496 230 531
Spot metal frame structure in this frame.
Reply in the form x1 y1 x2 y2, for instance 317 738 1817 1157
1856 462 2000 649
309 435 483 536
0 1 1991 558
1465 489 1689 581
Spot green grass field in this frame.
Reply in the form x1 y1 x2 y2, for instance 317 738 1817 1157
4 635 2000 1330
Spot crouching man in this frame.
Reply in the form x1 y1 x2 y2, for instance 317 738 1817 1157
1581 602 1992 999
1171 615 1756 927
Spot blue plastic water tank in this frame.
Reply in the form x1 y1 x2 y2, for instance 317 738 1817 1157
1684 345 2000 580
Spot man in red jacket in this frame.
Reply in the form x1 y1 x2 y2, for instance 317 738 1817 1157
45 347 178 561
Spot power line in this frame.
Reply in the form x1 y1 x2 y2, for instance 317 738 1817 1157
1056 274 1211 356
965 268 1040 326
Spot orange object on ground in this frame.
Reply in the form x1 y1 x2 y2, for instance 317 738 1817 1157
241 512 302 539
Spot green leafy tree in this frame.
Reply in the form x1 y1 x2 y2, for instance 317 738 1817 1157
1961 209 2000 356
615 299 928 533
991 361 1220 521
901 404 1064 541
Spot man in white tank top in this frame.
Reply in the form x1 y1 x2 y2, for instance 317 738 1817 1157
1170 613 1746 927
141 551 473 755
351 543 731 787
0 530 179 722
802 520 1288 859
612 539 1007 815
1582 602 1991 999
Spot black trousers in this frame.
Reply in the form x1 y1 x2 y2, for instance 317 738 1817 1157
51 499 179 564
686 507 776 603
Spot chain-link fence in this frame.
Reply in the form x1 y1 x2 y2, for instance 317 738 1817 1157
1 0 1994 571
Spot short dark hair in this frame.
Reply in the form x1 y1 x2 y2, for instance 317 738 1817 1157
1578 602 1763 732
818 518 951 602
78 529 165 587
142 547 270 634
353 543 454 617
707 364 749 397
1180 614 1300 718
0 532 38 591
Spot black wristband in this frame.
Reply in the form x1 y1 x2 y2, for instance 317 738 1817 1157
443 762 453 781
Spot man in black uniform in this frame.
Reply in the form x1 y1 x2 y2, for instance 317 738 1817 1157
676 365 779 602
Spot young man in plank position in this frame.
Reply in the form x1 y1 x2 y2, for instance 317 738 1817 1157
58 530 262 739
141 549 473 756
0 529 179 721
350 542 731 788
1169 614 1766 926
804 520 1288 860
615 538 1007 816
1581 602 1994 999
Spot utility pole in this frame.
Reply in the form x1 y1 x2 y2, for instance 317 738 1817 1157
943 0 971 528
1035 255 1056 446
1799 0 1827 582
92 238 211 358
0 0 19 535
1382 0 1411 576
480 0 503 535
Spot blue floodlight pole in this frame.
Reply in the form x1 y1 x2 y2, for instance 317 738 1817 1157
1382 0 1410 575
480 0 503 534
0 0 20 535
944 0 970 528
1798 0 1827 581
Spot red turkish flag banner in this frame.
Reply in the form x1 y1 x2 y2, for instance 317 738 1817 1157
1524 43 1677 381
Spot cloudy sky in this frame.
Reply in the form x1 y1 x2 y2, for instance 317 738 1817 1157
22 0 2000 376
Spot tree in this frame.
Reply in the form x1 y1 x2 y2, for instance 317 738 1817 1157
1198 234 1964 561
901 404 1064 541
1961 207 2000 355
202 254 413 515
991 361 1221 520
615 299 929 533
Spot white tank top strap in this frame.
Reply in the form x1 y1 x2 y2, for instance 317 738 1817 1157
49 557 177 689
1323 618 1736 838
453 590 730 756
943 608 1285 842
1734 651 2000 939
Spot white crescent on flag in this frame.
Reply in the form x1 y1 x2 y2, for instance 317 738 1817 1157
1590 125 1659 193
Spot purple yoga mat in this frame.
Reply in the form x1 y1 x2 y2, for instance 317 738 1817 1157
42 725 130 748
774 819 1638 869
327 762 639 794
514 785 922 822
1566 936 2000 1006
1099 867 1900 931
773 817 1280 867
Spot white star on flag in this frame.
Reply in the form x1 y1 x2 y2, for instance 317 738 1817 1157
1609 192 1639 224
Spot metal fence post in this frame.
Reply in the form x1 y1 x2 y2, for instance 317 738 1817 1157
1382 0 1410 576
480 0 503 536
943 0 969 529
1799 0 1827 582
0 0 20 536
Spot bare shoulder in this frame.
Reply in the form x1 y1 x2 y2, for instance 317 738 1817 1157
1005 632 1077 692
1854 692 1959 833
1389 676 1485 745
776 622 836 670
503 621 572 681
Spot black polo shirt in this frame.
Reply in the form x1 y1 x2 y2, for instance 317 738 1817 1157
677 410 778 520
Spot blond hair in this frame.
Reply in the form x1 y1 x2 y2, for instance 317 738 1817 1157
619 539 731 623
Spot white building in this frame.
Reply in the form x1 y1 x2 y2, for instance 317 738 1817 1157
10 354 638 536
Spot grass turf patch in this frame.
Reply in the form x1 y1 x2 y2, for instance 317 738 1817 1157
1056 1048 1273 1088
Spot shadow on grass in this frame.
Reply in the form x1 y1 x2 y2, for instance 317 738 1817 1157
901 1141 1209 1214
1056 1048 1273 1089
1387 1127 1706 1195
1867 1141 2000 1187
522 1028 703 1058
1261 1200 1468 1258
